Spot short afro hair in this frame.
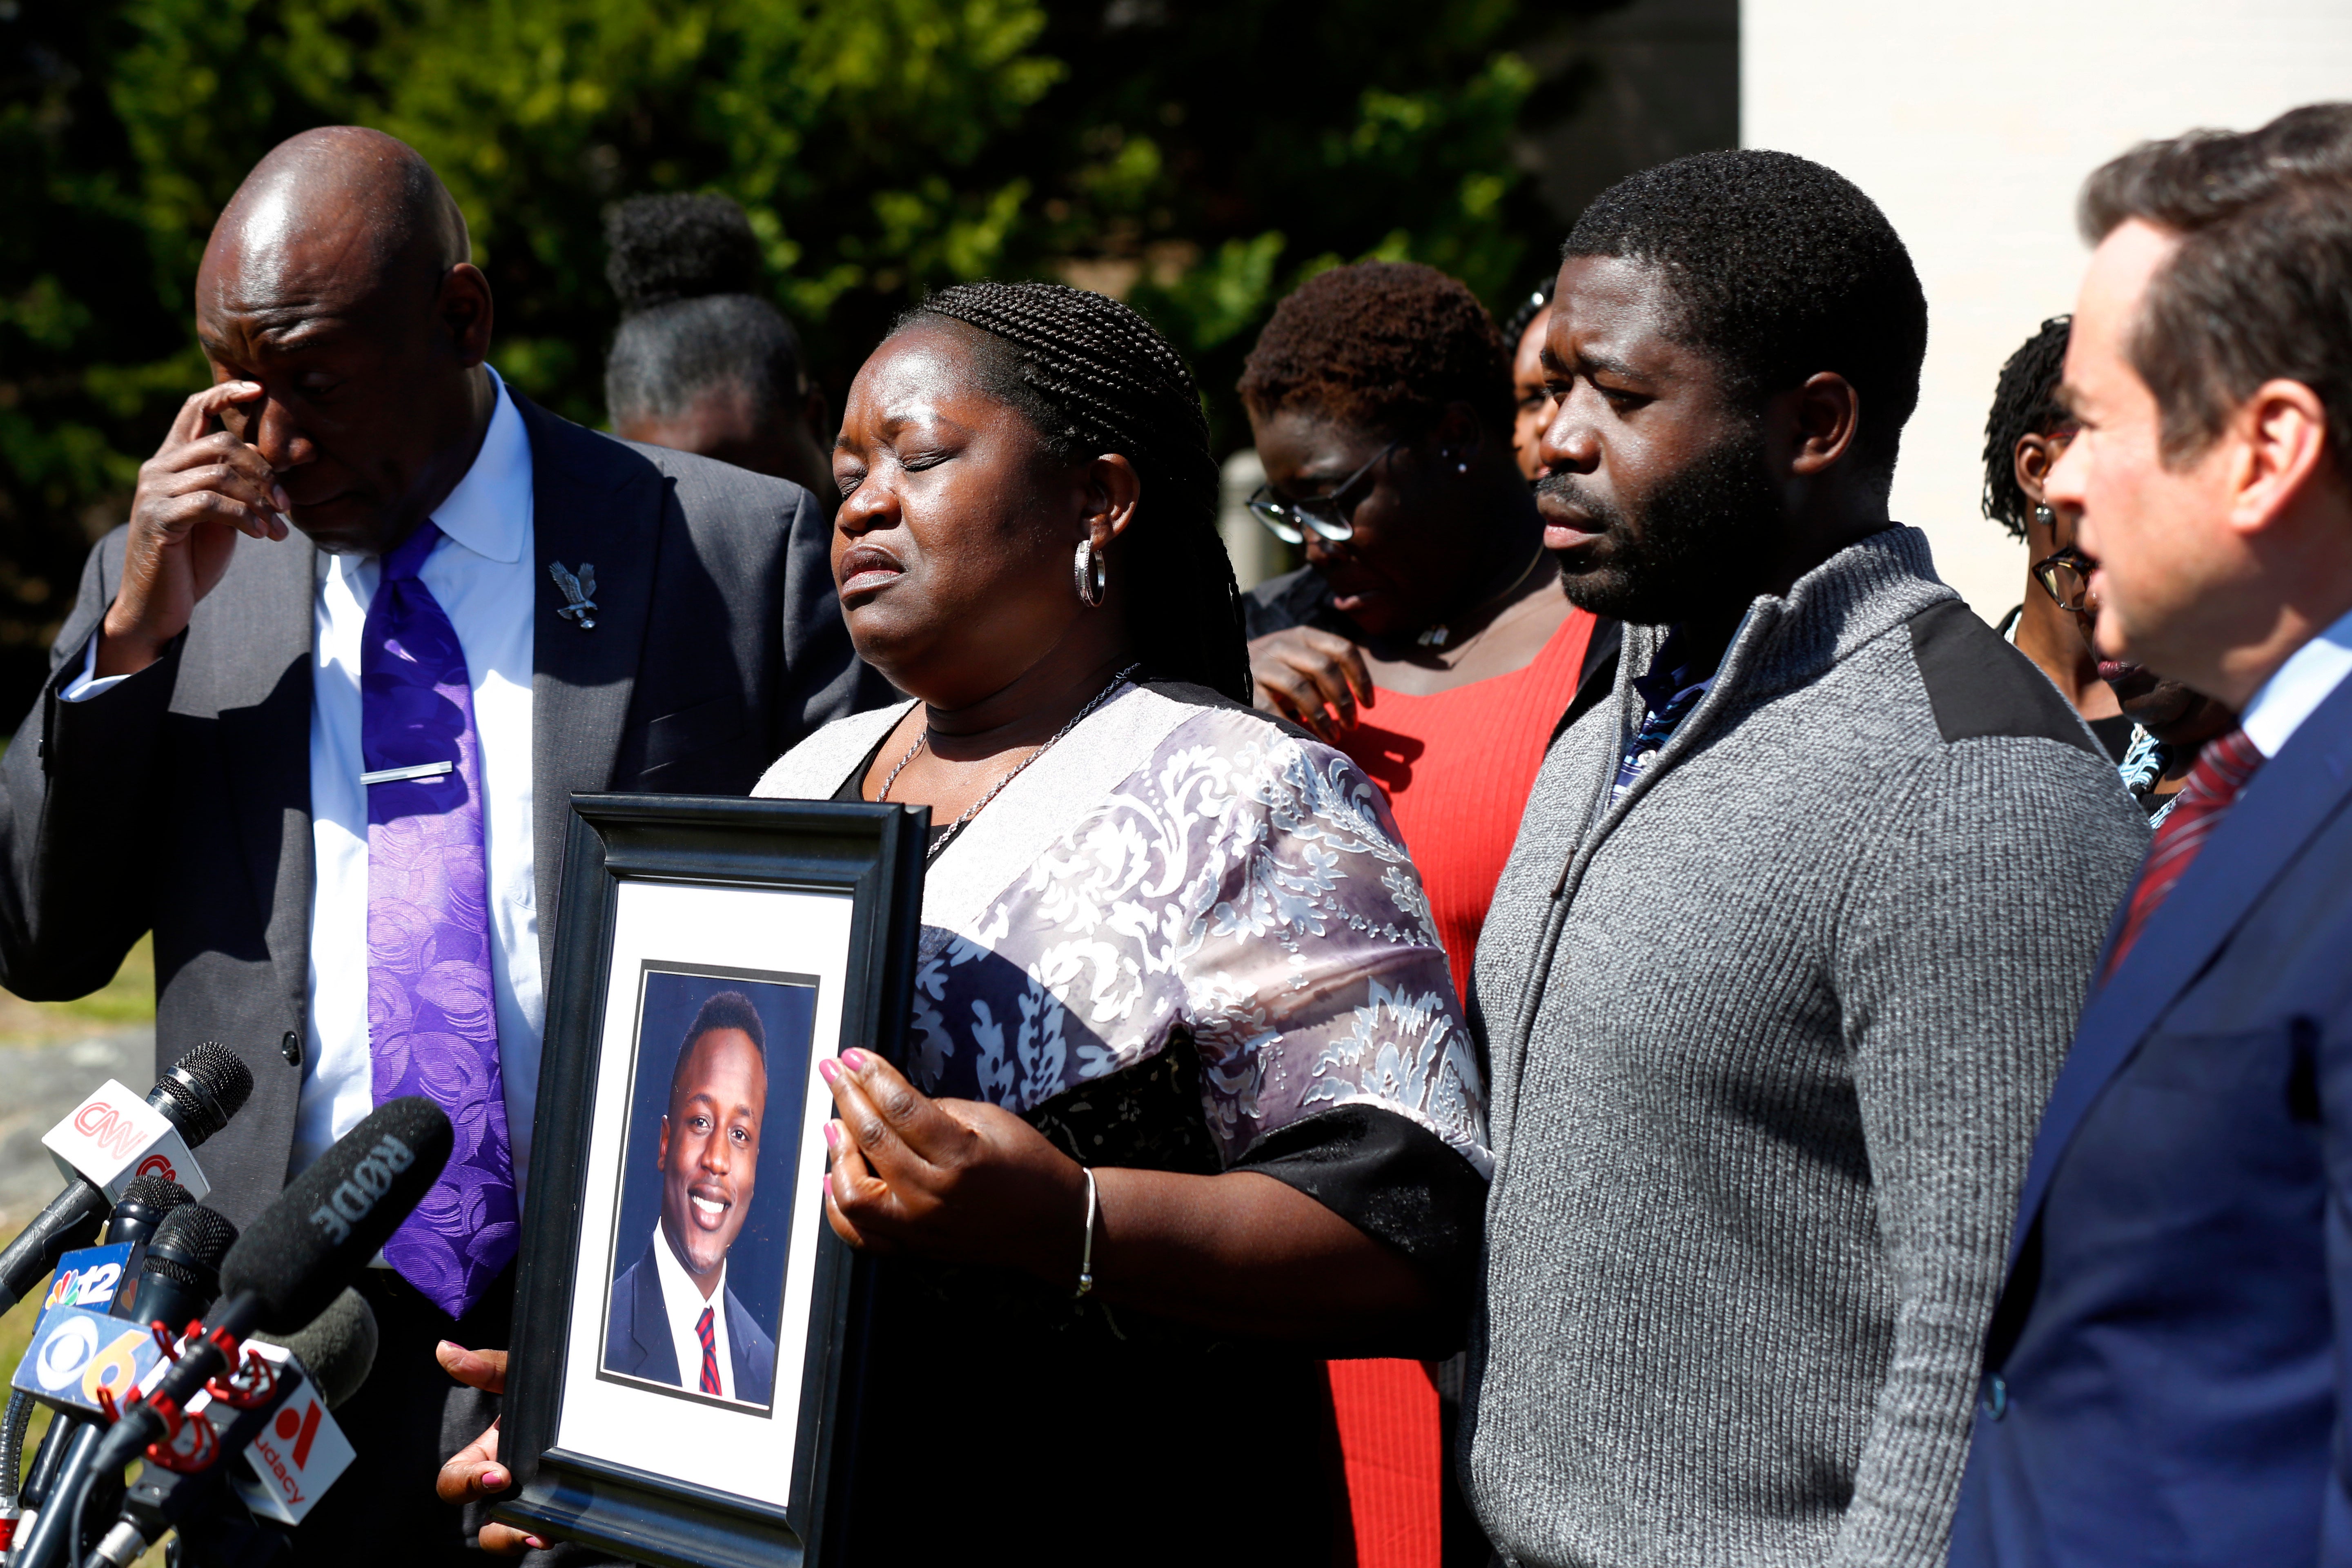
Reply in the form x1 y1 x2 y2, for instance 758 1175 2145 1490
1980 316 2071 539
605 193 762 314
1238 261 1514 440
602 192 810 427
671 989 767 1104
1565 149 1928 478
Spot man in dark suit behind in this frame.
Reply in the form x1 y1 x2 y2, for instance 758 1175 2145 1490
1950 102 2352 1567
0 127 869 1564
603 989 778 1406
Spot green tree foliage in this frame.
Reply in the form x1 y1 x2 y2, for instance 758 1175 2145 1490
0 0 1585 715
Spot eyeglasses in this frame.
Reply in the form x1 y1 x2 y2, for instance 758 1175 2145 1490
1245 441 1397 545
2031 545 2096 612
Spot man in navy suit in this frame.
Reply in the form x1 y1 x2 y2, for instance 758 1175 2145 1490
604 989 779 1406
1950 102 2352 1566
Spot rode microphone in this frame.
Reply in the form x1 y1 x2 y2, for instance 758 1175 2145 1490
11 1207 241 1568
80 1291 381 1568
0 1045 253 1309
82 1098 449 1480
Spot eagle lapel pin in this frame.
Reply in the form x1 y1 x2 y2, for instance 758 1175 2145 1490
549 561 598 630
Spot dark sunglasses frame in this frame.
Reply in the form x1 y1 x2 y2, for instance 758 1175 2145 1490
2031 544 2096 612
1245 440 1399 545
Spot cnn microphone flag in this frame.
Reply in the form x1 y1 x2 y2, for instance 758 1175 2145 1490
40 1078 209 1203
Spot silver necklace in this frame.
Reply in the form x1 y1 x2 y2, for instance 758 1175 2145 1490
1416 544 1548 648
876 662 1145 864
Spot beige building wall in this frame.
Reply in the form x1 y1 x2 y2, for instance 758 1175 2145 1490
1743 2 2352 621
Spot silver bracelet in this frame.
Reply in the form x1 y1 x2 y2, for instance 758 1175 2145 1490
1076 1167 1098 1298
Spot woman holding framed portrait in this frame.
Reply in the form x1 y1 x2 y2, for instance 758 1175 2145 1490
445 282 1490 1565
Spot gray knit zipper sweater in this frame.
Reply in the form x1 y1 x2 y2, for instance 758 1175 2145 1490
1461 527 2147 1567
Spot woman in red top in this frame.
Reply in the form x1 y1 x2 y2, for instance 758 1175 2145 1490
1237 261 1610 1567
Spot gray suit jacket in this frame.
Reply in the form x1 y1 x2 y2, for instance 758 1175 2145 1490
0 393 874 1227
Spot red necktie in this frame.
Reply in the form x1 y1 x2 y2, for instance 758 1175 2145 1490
2105 727 2265 979
695 1305 720 1396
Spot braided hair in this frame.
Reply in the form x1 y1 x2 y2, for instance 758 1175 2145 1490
904 281 1250 703
1981 315 2073 539
1503 274 1556 350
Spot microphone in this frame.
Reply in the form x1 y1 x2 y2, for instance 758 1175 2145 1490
0 1045 253 1309
10 1207 240 1568
102 1176 195 1252
80 1291 380 1568
11 1177 196 1513
81 1098 449 1481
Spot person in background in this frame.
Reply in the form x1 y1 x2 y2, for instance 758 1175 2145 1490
1504 276 1557 482
2027 511 2237 821
1238 260 1601 1568
1951 102 2352 1568
603 193 836 505
0 127 864 1566
1983 316 2130 757
1466 151 2146 1568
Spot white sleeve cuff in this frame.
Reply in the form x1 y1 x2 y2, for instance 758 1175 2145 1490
58 633 130 704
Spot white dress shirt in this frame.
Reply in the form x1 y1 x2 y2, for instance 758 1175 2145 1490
65 368 545 1186
650 1221 736 1401
2240 604 2352 760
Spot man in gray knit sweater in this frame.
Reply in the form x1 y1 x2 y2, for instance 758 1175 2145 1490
1462 153 2147 1565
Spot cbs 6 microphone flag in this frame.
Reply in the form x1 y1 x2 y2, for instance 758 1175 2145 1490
0 1044 253 1309
78 1291 381 1568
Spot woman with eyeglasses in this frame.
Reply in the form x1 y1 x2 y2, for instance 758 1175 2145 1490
1982 315 2234 816
1982 315 2134 758
1236 261 1604 1568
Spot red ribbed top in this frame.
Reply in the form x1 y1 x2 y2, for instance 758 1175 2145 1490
1337 606 1598 993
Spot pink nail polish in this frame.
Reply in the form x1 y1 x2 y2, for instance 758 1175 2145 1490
842 1048 870 1071
823 1123 841 1151
485 1469 506 1488
817 1058 839 1085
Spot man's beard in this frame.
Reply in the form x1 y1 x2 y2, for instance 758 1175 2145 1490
1537 425 1782 626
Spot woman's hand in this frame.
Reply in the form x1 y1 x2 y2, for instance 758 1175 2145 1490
820 1049 1087 1283
1247 627 1373 742
432 1343 548 1556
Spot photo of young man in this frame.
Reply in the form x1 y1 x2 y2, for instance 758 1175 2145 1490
604 989 780 1407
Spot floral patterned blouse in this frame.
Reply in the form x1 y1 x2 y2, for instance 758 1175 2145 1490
755 680 1490 1254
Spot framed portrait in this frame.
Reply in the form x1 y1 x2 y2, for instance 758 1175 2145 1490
497 794 925 1568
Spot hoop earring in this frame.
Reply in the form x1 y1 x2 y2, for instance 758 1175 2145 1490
2034 504 2056 528
1073 538 1107 609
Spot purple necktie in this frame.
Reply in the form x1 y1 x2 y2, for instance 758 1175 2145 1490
364 521 519 1319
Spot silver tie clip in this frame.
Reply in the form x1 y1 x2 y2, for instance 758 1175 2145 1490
549 562 598 629
361 761 454 786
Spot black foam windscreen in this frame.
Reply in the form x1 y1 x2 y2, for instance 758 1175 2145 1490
255 1287 379 1410
219 1097 451 1332
143 1203 237 1292
118 1175 194 1214
149 1042 254 1145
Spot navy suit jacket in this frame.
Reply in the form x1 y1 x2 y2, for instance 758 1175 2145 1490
1949 673 2352 1567
604 1236 778 1406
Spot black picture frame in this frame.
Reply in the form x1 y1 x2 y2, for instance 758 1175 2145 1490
495 793 925 1568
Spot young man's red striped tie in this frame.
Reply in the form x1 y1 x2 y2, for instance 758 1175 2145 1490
696 1305 721 1396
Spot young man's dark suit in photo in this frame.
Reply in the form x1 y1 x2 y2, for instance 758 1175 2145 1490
0 128 870 1566
1951 105 2352 1568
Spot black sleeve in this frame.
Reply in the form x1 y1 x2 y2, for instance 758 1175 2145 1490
1235 1103 1487 1352
0 527 176 999
1241 566 1341 641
